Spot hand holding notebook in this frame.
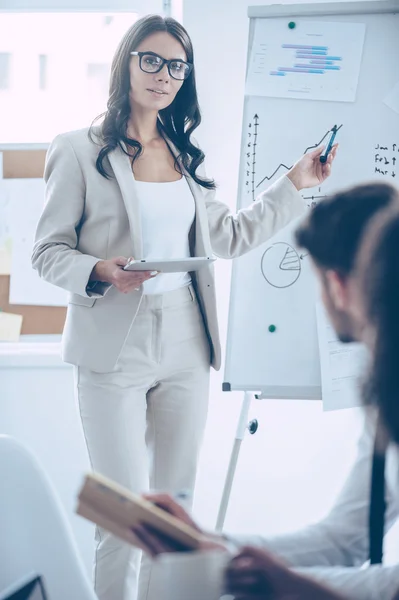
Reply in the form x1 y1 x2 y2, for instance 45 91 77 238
76 472 204 552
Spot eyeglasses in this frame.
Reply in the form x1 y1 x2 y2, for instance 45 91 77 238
130 51 193 81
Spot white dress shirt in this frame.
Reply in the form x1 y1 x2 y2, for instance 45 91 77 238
228 408 399 599
135 177 195 295
157 409 399 599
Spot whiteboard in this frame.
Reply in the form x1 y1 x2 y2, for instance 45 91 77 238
0 146 68 307
223 0 399 400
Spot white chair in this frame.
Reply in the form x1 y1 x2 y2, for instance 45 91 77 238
0 435 96 600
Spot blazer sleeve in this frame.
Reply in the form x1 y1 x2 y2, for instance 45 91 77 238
31 134 110 298
226 411 399 569
204 174 306 259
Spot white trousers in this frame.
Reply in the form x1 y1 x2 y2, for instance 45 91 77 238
75 284 211 600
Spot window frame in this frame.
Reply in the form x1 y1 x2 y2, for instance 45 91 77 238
0 0 163 13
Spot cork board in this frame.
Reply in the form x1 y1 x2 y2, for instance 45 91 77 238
3 149 47 179
0 275 66 334
0 147 66 335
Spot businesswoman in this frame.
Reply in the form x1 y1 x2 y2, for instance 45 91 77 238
32 14 336 600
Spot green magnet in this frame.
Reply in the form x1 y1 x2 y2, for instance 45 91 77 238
288 21 296 29
268 324 277 333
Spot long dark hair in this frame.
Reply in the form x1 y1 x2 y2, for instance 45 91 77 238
360 207 399 444
88 14 215 190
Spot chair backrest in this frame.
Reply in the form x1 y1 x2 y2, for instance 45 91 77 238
0 435 96 600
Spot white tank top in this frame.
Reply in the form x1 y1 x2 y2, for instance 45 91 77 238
134 177 195 295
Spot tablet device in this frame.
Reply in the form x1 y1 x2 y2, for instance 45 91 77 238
77 472 203 551
0 575 48 600
123 257 215 273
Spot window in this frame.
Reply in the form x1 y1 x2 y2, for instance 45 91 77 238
87 63 110 100
0 53 11 90
38 54 48 91
0 12 138 143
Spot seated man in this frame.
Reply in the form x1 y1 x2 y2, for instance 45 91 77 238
134 182 399 599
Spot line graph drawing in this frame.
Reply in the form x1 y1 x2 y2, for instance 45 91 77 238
245 114 342 202
256 128 330 189
261 242 306 289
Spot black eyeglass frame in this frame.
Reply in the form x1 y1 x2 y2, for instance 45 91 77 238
130 51 193 80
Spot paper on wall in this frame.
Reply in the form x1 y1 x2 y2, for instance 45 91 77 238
316 301 367 411
0 243 12 275
7 178 67 306
246 19 366 102
0 311 23 342
0 161 12 275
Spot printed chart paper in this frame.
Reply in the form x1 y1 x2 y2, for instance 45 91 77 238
8 178 67 306
316 302 367 411
246 20 366 102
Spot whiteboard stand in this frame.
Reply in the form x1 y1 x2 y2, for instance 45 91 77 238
215 392 259 531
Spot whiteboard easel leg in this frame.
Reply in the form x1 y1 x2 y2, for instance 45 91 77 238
215 392 253 532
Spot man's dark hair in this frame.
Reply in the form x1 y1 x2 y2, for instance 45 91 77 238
295 182 398 274
360 209 399 444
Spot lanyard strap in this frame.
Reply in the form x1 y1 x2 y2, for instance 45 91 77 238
369 413 388 565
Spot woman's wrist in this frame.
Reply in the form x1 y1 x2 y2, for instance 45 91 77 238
90 260 109 283
286 168 302 191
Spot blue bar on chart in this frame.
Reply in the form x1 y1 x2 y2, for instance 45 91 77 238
295 50 328 55
310 60 334 65
282 44 329 50
268 40 344 79
296 54 342 60
278 67 325 74
294 64 340 70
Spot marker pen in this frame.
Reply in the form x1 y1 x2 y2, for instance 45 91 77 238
320 125 338 163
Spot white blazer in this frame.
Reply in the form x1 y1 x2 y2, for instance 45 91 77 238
32 127 305 373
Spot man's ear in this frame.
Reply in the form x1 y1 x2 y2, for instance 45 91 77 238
325 270 349 311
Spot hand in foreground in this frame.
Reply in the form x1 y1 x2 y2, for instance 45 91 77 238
287 143 338 191
91 256 157 293
131 493 227 557
225 546 346 600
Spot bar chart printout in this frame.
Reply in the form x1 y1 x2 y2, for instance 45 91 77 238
246 20 366 102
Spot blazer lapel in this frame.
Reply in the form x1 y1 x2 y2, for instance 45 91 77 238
185 175 213 257
108 145 143 259
166 139 213 258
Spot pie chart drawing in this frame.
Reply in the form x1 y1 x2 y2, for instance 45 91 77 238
261 242 301 289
